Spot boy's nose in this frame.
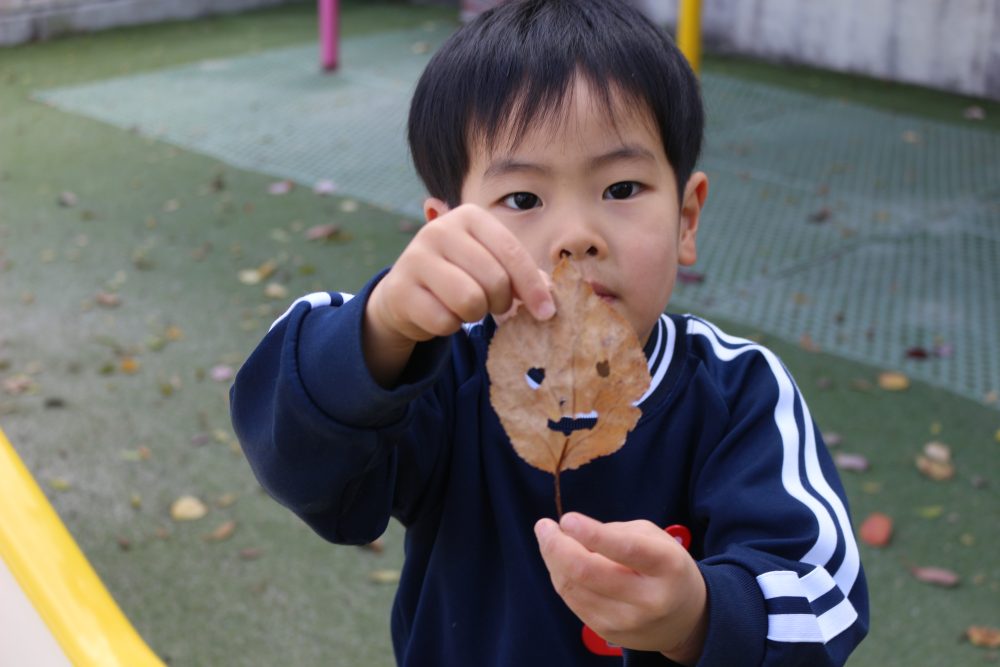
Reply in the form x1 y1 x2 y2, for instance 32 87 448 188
559 246 598 259
552 217 607 262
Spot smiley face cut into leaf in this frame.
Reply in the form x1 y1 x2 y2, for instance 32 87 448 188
486 258 651 515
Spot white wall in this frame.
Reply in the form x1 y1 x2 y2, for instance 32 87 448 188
640 0 999 100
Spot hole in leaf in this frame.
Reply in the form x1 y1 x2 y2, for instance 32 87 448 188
525 367 545 390
596 360 610 377
548 415 598 435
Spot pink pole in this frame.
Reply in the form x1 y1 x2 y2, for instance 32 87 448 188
319 0 339 71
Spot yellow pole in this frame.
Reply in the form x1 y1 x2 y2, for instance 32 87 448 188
677 0 702 75
0 427 166 667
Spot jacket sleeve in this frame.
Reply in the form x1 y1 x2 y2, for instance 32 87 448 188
683 318 869 667
229 273 453 545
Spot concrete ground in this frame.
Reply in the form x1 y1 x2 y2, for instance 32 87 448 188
1 1 998 665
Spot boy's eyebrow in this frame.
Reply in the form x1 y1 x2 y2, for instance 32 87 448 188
482 145 657 180
483 159 552 180
588 145 658 169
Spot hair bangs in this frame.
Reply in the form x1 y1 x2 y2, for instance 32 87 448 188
408 0 703 207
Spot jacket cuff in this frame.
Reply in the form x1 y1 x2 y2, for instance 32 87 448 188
296 271 450 427
694 562 767 667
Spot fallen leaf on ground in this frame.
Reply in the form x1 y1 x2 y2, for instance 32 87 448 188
264 283 288 300
963 106 986 121
923 441 951 463
313 179 337 195
823 432 843 447
966 626 1000 648
267 180 294 195
676 269 706 285
905 346 930 360
2 374 37 395
57 191 78 207
339 199 359 213
369 569 401 585
203 520 237 542
910 565 960 588
834 453 869 472
915 505 944 519
877 371 910 391
239 547 263 560
487 258 651 516
49 477 72 492
170 495 208 521
119 357 141 374
305 223 348 242
360 538 385 554
851 378 874 393
858 512 893 547
799 333 820 352
916 455 954 481
808 207 831 223
215 493 237 508
95 292 122 308
210 365 235 382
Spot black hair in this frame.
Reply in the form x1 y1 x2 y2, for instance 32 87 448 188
407 0 704 208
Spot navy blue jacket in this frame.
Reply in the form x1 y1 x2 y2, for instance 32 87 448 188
231 273 868 666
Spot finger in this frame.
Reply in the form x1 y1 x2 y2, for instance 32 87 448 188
398 285 465 340
559 513 679 576
535 518 646 602
437 233 516 316
417 261 492 324
469 218 554 321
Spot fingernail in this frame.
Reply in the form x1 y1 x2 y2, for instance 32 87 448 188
560 513 582 533
534 519 554 541
536 299 556 321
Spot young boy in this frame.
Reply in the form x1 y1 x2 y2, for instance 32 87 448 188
230 1 869 665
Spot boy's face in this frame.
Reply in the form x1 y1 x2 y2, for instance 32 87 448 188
441 77 707 346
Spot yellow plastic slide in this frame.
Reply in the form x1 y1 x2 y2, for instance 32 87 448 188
0 426 165 666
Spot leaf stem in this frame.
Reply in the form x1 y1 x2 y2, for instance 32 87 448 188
554 471 563 519
554 437 569 519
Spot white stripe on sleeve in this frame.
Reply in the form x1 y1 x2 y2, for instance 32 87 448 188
269 292 352 332
688 317 861 645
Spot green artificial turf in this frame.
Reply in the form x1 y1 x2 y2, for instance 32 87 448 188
1 3 997 666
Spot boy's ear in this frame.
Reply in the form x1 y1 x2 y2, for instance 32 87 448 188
423 197 450 223
678 171 709 267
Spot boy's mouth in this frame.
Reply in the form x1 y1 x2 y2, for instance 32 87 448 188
586 281 616 302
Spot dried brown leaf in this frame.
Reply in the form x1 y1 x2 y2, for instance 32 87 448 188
910 565 960 588
834 452 869 472
858 512 892 548
203 519 237 542
916 455 954 481
170 495 207 521
487 259 651 514
966 626 1000 648
877 371 910 392
369 569 401 585
305 223 344 241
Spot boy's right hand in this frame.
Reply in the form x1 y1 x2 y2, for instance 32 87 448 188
364 204 556 386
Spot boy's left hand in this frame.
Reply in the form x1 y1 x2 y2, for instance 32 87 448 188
535 512 707 666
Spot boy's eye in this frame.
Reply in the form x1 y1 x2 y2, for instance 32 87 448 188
501 192 541 210
604 181 641 200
